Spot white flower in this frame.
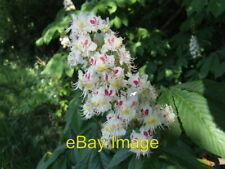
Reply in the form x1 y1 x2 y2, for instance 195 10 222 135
115 94 138 123
143 110 163 131
63 0 75 11
101 116 126 139
67 50 82 67
66 12 176 156
60 35 70 48
76 70 98 95
82 101 96 119
159 105 176 125
189 35 201 58
102 32 123 52
94 53 115 73
70 34 97 55
90 87 113 113
118 45 132 65
130 131 152 157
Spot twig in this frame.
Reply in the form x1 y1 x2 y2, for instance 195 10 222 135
36 56 46 66
162 7 183 30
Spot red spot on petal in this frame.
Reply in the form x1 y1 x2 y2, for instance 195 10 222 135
105 74 109 81
163 114 168 118
104 89 109 96
113 69 119 75
100 55 107 62
90 19 96 24
133 80 139 86
131 101 137 107
89 58 96 65
116 101 123 106
145 109 149 115
143 131 148 136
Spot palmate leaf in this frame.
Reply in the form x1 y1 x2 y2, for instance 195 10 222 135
170 87 225 158
174 80 225 130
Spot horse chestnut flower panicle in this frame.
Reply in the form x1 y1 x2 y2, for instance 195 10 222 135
66 12 176 156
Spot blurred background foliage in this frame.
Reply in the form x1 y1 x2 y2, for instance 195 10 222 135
0 0 225 169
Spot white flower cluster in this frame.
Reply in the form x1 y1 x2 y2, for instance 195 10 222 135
63 0 75 11
189 35 201 58
60 35 70 48
66 12 175 156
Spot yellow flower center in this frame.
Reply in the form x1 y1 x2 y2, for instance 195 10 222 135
121 108 130 115
110 79 123 88
96 64 107 72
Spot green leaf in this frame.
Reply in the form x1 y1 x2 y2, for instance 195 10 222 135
107 1 117 14
110 16 122 28
170 87 225 158
215 61 225 78
199 56 213 78
187 0 206 16
74 149 92 169
49 156 67 169
36 10 70 46
107 149 132 169
208 0 225 17
157 87 182 142
64 90 83 134
36 145 66 169
128 156 143 169
174 80 225 130
65 65 74 77
42 52 66 79
163 141 212 169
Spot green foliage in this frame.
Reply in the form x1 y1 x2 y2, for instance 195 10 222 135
33 0 225 168
0 0 62 64
36 10 71 46
170 87 225 158
1 0 225 168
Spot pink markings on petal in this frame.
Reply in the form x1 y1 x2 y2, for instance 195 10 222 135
133 80 139 85
90 17 99 25
107 116 112 120
122 93 128 98
144 109 149 115
90 19 96 24
163 114 169 118
104 89 113 96
83 39 89 46
85 73 90 80
116 100 123 106
94 91 99 95
105 74 109 81
113 69 119 75
104 89 109 96
143 131 148 136
109 90 113 96
75 36 79 40
100 55 107 62
131 101 137 107
89 57 96 65
108 38 115 44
